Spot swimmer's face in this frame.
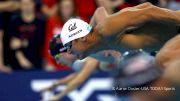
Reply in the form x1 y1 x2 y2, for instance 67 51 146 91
72 41 88 56
56 52 77 66
71 38 93 59
70 32 101 59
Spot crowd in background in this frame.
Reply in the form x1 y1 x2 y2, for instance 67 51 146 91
0 0 180 73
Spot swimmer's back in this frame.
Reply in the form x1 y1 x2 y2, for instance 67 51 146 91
112 21 179 53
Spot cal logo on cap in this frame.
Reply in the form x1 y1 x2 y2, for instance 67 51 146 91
68 23 77 32
61 18 92 45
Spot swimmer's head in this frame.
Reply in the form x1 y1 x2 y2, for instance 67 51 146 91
60 18 101 59
49 34 77 66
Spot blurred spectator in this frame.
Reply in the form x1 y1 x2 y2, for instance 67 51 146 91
159 0 169 7
44 0 77 71
9 0 45 70
96 0 114 14
111 0 125 8
114 0 159 12
146 0 159 5
0 0 19 12
96 0 133 14
140 0 159 5
42 0 58 17
0 13 12 73
74 0 97 22
34 0 43 16
159 0 180 10
117 0 139 10
0 0 20 73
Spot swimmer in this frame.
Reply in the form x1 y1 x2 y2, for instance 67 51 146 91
42 3 180 98
42 34 121 101
60 2 180 59
42 34 168 101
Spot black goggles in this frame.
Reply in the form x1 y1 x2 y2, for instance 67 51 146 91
49 34 69 56
64 41 72 50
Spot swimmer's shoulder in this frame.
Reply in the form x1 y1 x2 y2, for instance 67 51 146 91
91 22 109 37
90 25 102 35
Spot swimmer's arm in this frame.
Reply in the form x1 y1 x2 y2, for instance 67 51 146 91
156 35 180 69
53 73 77 87
42 73 77 92
96 3 180 36
89 3 151 27
54 73 77 85
51 57 99 100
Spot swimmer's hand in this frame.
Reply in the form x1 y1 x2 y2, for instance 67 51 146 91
47 94 62 101
40 83 58 92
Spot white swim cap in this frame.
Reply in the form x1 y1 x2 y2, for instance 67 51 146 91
60 18 92 45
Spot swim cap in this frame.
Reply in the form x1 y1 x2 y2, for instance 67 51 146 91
60 18 92 45
49 34 68 60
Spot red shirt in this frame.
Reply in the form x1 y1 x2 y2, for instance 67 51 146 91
42 0 58 8
118 3 135 10
74 0 97 22
44 16 70 70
